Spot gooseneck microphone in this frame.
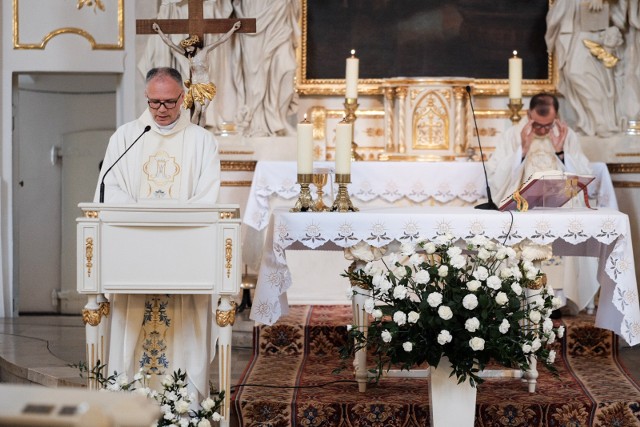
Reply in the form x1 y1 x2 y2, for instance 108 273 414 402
466 86 498 211
99 125 151 203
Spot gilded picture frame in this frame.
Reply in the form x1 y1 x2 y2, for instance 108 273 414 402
296 0 555 96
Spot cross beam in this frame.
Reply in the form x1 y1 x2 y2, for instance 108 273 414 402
136 0 255 40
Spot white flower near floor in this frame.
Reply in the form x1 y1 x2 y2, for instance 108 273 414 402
343 235 562 386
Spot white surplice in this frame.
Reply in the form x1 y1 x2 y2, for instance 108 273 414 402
94 108 220 398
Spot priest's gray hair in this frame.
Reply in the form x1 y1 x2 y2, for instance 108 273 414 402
145 67 183 86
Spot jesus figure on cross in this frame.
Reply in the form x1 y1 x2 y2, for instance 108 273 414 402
152 20 242 127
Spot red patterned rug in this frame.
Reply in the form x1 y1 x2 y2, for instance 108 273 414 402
232 305 640 426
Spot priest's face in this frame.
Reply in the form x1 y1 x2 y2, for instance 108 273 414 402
528 109 557 138
146 76 184 126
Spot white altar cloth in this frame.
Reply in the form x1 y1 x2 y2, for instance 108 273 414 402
250 207 640 346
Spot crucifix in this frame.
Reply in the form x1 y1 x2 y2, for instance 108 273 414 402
136 0 256 126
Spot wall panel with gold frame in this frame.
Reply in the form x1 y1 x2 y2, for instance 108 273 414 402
297 0 555 96
13 0 124 50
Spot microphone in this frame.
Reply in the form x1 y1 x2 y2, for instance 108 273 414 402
466 85 498 210
99 125 151 203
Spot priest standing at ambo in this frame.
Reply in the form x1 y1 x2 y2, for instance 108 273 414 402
93 66 221 400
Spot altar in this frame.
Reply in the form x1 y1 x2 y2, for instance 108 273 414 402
243 161 618 306
250 206 640 347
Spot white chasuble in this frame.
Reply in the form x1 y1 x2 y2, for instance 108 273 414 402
95 109 220 399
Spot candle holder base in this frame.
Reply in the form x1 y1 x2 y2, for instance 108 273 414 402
508 99 523 123
330 174 359 213
290 174 315 212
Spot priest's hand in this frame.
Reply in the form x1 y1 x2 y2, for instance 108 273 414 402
550 119 568 153
520 121 535 157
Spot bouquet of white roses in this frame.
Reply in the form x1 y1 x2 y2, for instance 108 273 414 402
342 234 564 386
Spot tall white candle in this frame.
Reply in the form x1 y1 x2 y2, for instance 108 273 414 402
297 115 313 175
335 119 352 174
345 49 359 99
509 50 522 99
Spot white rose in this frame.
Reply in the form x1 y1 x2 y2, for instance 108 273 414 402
470 235 489 247
386 252 401 266
466 280 481 292
530 295 544 308
438 265 449 277
438 305 453 320
522 343 532 354
364 298 375 314
450 254 466 269
547 331 556 344
175 400 190 414
557 326 565 338
414 269 430 284
179 418 189 427
408 253 423 266
496 248 508 260
403 341 413 352
198 420 212 427
499 318 510 334
381 330 392 343
117 374 129 386
477 248 491 261
346 324 352 331
424 242 437 254
531 338 542 352
408 311 420 324
392 265 406 278
465 317 480 332
542 318 553 333
473 266 489 281
345 286 354 300
376 277 392 293
552 297 563 309
427 292 443 307
346 241 385 262
486 275 502 290
393 311 407 326
495 292 509 306
437 330 452 345
162 375 174 387
469 337 485 351
462 294 478 310
547 350 556 364
511 282 523 296
529 310 542 324
373 309 383 320
393 285 408 300
400 242 416 256
447 246 462 257
212 413 222 422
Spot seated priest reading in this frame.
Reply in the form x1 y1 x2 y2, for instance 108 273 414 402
93 67 221 398
486 93 594 314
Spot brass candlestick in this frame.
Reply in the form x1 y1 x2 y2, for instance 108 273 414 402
291 173 314 212
344 98 364 161
331 173 359 212
508 98 523 123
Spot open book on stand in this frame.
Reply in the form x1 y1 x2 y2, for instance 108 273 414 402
499 170 595 211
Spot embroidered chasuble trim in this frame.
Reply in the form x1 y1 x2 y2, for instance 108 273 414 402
143 150 181 198
139 296 172 375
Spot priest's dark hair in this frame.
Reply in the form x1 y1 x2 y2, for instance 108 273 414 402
145 67 183 86
529 93 559 117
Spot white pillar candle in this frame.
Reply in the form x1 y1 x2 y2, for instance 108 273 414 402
509 50 522 99
345 49 359 99
335 119 353 174
297 115 313 175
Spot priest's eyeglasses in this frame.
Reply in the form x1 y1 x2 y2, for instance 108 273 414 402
147 95 181 110
531 121 555 131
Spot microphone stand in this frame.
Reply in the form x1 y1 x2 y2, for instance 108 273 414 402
466 86 498 211
99 125 151 203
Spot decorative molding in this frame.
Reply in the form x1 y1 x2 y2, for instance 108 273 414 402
85 237 94 277
13 0 124 50
607 163 640 174
220 160 256 172
216 301 237 327
225 238 233 278
221 180 252 187
612 181 640 188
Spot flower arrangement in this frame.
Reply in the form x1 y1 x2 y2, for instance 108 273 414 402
342 234 564 386
74 361 224 426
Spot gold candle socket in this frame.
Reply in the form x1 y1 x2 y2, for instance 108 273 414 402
344 98 363 161
331 173 359 212
508 98 523 123
291 173 315 212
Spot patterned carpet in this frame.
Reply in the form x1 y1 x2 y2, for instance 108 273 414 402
232 305 640 426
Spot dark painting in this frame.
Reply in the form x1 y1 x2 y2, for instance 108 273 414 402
305 0 549 81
